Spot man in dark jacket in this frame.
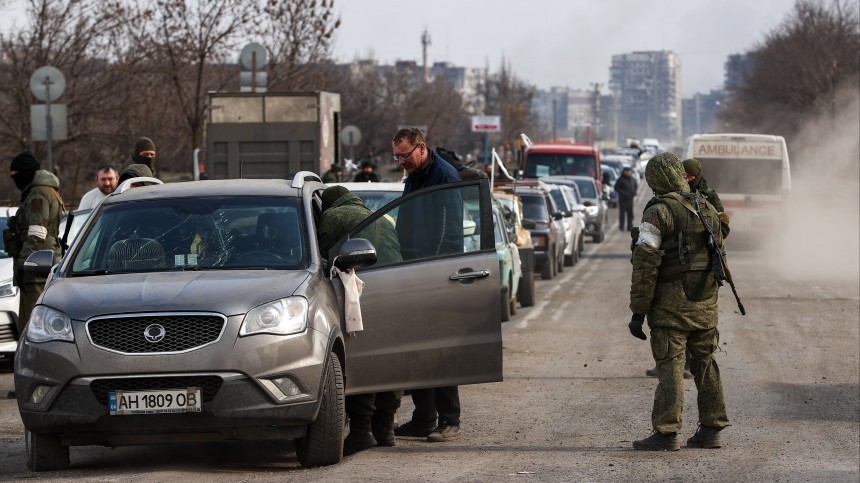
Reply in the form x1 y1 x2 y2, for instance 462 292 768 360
118 163 155 186
124 137 157 175
390 127 465 443
352 160 381 182
316 185 403 456
614 166 638 231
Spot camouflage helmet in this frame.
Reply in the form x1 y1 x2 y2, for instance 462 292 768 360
645 152 689 196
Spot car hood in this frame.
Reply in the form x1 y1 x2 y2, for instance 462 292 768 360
42 270 311 320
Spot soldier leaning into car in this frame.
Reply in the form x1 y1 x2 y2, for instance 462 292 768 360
5 151 64 338
627 152 730 451
316 185 404 456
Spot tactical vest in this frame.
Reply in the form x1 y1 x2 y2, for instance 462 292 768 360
644 191 721 282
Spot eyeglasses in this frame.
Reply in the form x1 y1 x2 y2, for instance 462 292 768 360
393 143 420 162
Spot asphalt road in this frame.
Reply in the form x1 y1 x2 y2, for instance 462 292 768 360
0 187 858 481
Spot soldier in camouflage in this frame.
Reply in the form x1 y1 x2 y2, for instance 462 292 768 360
628 152 730 451
5 152 64 336
316 185 403 456
683 158 730 238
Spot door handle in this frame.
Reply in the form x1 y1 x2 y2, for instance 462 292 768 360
449 270 490 281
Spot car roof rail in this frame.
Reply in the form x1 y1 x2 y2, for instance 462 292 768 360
114 177 164 195
292 171 323 188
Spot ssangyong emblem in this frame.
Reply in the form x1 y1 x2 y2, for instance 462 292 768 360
143 324 166 343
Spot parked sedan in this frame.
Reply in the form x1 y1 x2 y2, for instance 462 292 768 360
513 185 565 280
491 201 521 322
0 207 20 361
15 174 503 471
545 183 585 267
492 191 536 308
544 176 608 243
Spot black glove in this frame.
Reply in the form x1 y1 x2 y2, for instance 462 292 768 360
628 314 647 340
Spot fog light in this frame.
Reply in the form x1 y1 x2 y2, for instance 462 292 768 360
30 385 51 404
272 377 303 398
259 376 307 402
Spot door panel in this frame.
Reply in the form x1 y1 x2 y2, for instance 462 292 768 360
337 180 503 394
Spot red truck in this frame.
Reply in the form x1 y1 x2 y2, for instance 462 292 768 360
521 142 603 194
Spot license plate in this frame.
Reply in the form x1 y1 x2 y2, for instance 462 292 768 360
109 388 202 415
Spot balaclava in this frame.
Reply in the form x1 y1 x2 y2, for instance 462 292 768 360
10 151 40 191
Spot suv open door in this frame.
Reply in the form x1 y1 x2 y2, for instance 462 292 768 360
332 179 503 394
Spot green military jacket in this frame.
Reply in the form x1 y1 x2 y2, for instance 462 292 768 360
630 154 723 331
8 170 64 279
694 177 729 238
317 192 402 266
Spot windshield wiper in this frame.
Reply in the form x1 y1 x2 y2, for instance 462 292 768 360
70 269 119 277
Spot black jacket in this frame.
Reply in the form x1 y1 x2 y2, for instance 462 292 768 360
614 174 638 203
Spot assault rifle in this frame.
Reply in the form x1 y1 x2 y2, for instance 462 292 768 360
693 195 746 315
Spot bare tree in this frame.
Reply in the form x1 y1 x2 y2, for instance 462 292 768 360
484 59 540 165
256 0 341 91
721 0 860 138
0 0 134 202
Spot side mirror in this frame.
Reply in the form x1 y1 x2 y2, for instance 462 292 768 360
564 210 572 217
552 212 564 220
333 238 377 271
23 249 56 279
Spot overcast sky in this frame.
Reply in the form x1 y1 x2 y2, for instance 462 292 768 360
1 0 797 97
332 0 798 97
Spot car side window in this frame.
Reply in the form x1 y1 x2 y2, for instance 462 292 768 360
347 182 489 269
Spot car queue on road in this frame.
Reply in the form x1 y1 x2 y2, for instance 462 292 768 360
5 142 643 472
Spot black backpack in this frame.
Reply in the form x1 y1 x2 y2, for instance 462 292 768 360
436 146 487 180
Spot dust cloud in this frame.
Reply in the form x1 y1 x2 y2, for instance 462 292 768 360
764 82 860 282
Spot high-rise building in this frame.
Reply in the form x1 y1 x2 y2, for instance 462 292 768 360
681 89 726 141
609 50 682 145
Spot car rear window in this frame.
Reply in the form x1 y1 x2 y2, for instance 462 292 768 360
519 195 549 222
574 179 597 199
525 153 597 178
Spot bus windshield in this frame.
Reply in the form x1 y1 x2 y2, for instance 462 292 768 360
698 158 784 195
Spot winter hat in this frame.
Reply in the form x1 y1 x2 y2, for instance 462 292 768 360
118 163 153 184
131 137 156 164
321 185 350 212
682 158 703 187
10 151 41 191
11 151 40 172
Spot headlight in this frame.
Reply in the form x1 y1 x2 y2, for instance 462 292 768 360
0 278 16 298
240 297 308 336
585 206 599 216
27 305 74 342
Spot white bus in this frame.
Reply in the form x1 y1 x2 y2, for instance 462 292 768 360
685 133 790 233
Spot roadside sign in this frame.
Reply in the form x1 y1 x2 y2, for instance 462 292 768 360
341 125 362 146
471 115 501 133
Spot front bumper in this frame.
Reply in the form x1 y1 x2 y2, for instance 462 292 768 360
14 316 331 445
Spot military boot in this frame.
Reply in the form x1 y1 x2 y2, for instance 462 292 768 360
371 413 396 447
343 415 376 456
633 431 680 451
686 424 723 448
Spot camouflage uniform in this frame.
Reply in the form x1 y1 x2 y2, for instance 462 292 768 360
7 170 64 334
630 153 730 434
317 187 403 450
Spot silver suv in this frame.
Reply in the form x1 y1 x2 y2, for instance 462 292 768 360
15 173 502 471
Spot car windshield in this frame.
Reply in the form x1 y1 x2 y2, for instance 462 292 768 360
573 179 597 199
520 195 549 222
549 189 569 211
525 153 597 178
68 196 306 275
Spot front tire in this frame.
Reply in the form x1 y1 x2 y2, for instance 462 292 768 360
26 430 69 471
295 353 345 468
518 270 536 307
541 252 555 280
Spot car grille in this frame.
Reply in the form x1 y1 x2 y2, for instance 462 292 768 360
90 376 223 405
0 322 17 344
87 314 225 354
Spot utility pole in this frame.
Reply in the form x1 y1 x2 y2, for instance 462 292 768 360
421 29 431 83
589 82 602 145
